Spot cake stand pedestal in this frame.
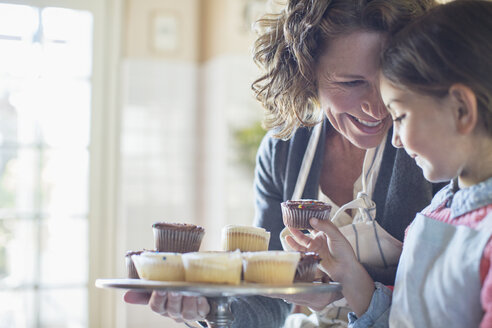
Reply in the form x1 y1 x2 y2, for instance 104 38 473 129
95 278 341 328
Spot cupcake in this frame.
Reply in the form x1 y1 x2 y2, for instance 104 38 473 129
294 252 321 282
281 200 331 229
221 225 271 252
131 251 185 281
152 222 205 253
125 250 144 279
242 251 300 285
181 251 242 285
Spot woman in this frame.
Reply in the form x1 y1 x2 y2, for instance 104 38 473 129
124 1 442 327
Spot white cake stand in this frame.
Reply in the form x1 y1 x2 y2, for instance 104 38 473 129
95 278 342 328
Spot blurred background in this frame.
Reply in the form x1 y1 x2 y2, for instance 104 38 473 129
0 0 279 327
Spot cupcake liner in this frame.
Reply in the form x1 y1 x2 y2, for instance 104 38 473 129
281 203 331 229
125 256 140 279
182 252 242 285
131 252 185 281
153 228 204 253
242 251 300 284
222 231 270 252
294 261 319 282
125 250 145 279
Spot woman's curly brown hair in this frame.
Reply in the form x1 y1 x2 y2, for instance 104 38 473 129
252 0 436 139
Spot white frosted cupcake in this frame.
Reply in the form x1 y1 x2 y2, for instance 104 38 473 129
181 251 242 285
242 251 300 284
221 225 271 252
131 251 184 281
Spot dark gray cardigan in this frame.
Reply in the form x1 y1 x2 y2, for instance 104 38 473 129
225 123 444 328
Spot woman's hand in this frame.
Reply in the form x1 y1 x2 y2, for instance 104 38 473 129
124 290 210 323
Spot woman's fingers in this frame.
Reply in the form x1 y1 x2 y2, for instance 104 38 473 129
197 297 210 318
149 291 168 316
166 292 184 322
124 290 151 305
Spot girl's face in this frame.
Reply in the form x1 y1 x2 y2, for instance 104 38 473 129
316 31 392 149
380 77 463 183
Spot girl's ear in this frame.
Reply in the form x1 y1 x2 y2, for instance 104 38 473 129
449 83 478 135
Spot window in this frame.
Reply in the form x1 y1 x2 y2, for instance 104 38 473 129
0 4 93 327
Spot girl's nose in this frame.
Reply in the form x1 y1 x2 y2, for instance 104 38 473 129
391 130 403 148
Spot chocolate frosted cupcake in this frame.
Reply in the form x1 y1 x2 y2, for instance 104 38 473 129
281 200 331 229
125 250 145 279
294 252 321 282
153 222 205 253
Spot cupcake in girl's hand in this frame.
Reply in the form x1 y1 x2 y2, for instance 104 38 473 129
152 222 205 253
281 200 331 230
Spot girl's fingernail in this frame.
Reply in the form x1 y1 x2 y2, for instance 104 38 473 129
311 218 319 225
156 291 166 296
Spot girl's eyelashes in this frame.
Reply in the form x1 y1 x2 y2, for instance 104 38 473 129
392 114 406 123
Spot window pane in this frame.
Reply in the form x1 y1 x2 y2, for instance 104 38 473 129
0 148 40 214
41 150 88 216
0 290 36 327
9 78 91 147
39 288 87 328
42 8 93 78
0 218 37 287
40 218 87 285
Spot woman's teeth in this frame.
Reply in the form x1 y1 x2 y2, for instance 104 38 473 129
354 117 381 127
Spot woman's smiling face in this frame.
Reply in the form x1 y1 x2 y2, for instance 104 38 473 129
317 31 392 149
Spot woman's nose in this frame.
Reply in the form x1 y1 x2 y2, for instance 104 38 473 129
361 89 387 119
391 130 403 148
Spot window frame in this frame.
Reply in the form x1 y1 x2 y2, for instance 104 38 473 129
0 0 123 327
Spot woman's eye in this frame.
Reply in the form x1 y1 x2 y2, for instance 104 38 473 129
339 80 365 87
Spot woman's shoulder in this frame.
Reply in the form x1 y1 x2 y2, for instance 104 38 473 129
258 125 315 159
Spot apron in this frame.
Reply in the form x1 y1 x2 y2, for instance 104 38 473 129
390 212 492 327
283 122 400 328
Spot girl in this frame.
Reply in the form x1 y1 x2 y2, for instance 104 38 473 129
287 0 492 326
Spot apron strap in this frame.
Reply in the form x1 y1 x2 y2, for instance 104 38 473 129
291 122 323 200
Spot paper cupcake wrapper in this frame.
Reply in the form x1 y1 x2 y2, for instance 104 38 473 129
243 259 298 284
281 206 331 229
222 232 270 252
294 261 319 282
125 256 140 279
132 255 185 281
182 258 242 285
153 228 204 253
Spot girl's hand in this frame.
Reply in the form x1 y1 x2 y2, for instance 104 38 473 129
268 290 343 311
287 218 375 316
286 218 358 283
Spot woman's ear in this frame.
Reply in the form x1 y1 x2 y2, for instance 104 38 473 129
449 83 478 135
